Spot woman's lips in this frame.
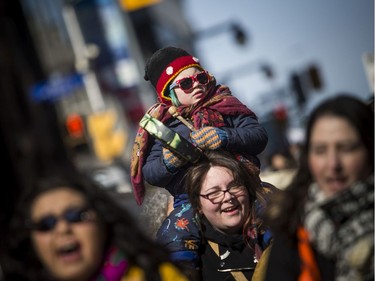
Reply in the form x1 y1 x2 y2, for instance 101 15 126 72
325 176 348 191
56 243 82 263
222 205 239 215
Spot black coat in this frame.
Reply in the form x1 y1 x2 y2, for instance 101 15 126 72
200 220 257 281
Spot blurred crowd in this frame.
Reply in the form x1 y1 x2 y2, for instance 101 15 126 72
0 44 373 281
0 2 373 280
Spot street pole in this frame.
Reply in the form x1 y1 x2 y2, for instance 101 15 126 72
62 4 105 113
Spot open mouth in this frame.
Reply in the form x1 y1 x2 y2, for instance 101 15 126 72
57 242 81 262
222 205 238 213
326 176 347 186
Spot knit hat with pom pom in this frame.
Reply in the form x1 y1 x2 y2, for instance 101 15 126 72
144 46 203 105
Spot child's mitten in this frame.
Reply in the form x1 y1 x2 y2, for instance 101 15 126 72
162 147 187 171
190 127 228 150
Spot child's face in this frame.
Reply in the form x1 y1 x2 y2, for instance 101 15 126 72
172 67 209 106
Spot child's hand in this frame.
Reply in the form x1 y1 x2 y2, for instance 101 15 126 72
190 127 228 150
162 148 187 172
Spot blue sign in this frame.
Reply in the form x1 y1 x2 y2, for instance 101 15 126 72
31 73 84 102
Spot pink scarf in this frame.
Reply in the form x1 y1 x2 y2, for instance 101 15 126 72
93 247 129 281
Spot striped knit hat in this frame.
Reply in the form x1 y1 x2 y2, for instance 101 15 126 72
144 46 203 105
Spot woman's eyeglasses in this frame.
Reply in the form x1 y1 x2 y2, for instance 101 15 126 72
169 71 210 92
200 185 246 204
27 207 94 232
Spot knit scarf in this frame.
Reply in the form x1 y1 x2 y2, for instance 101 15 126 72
130 85 255 205
178 85 255 129
203 217 245 251
202 202 271 265
93 247 129 281
303 176 374 281
130 103 170 205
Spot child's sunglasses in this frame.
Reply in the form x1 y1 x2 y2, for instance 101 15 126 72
27 207 94 232
169 71 210 92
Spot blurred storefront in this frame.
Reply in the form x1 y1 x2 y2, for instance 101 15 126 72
0 0 196 193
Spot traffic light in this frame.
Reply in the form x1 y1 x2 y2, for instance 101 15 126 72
307 64 323 90
273 104 288 131
290 72 306 107
289 64 324 108
261 64 274 79
119 0 160 11
66 114 85 139
231 23 247 45
87 110 127 162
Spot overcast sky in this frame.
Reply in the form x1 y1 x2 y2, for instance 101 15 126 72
182 0 374 116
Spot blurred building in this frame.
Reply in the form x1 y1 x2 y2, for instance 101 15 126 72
0 0 198 189
0 0 202 245
0 0 322 209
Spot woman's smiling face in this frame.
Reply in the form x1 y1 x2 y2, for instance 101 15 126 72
30 187 106 281
199 166 250 234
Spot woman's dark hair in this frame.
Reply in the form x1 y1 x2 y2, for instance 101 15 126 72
266 94 374 237
184 150 264 243
4 165 171 281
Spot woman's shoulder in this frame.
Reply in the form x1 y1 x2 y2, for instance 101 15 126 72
252 243 273 281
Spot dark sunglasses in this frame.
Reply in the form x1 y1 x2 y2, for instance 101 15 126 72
169 71 210 92
27 207 93 232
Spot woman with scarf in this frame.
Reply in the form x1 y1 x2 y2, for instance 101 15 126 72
264 95 374 281
5 166 190 281
130 46 268 274
185 150 274 281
